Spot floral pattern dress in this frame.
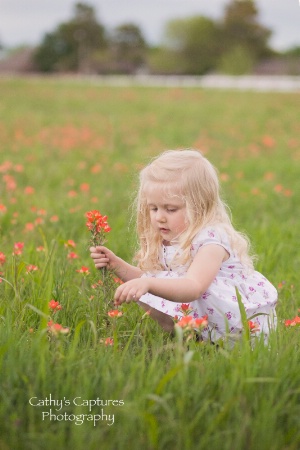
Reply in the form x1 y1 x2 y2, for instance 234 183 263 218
140 226 278 342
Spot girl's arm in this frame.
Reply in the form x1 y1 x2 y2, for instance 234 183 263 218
90 246 143 282
114 244 228 304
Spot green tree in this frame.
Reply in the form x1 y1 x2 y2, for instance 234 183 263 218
34 3 106 72
110 24 147 73
156 16 221 75
220 0 272 60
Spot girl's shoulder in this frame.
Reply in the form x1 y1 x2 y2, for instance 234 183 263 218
191 225 232 256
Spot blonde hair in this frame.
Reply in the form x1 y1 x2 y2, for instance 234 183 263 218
134 149 254 271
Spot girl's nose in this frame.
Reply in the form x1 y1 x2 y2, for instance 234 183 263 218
156 209 166 222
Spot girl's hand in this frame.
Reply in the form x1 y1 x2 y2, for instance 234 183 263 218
114 278 150 305
89 246 119 270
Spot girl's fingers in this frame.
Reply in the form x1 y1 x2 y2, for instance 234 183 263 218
114 286 138 304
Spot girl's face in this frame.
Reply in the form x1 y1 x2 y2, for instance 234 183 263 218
146 184 188 244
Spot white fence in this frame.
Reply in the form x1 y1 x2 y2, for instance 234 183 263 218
91 74 300 92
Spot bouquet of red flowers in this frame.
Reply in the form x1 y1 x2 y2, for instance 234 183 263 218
85 210 111 247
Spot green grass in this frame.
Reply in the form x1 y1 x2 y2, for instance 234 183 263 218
0 76 300 450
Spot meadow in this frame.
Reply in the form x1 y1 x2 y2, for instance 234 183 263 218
0 76 299 450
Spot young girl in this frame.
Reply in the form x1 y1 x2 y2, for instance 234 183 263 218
90 150 277 343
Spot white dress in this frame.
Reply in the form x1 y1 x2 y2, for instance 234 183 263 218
140 226 278 342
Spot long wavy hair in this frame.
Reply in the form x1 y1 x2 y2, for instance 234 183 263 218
134 149 255 271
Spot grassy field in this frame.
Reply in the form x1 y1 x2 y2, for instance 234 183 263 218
0 76 300 450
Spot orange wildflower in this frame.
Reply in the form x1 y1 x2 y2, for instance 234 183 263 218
90 164 102 174
80 183 90 192
220 173 229 182
24 186 35 195
262 135 275 148
263 172 275 181
108 309 123 318
274 184 283 193
68 190 77 198
37 209 47 216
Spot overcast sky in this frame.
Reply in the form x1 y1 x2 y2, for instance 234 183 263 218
0 0 299 51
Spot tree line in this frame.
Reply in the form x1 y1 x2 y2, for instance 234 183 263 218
31 1 295 75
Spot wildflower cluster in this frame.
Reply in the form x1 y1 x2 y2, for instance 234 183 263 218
85 210 111 247
174 304 208 342
47 320 69 336
49 299 62 312
248 320 260 333
285 316 300 327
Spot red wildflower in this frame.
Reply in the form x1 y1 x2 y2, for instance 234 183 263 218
67 252 79 259
26 265 38 274
108 309 123 318
248 320 260 332
0 204 7 214
24 186 35 195
0 252 6 265
80 183 90 192
24 223 35 232
64 240 76 248
90 164 102 174
76 266 90 275
91 280 103 289
68 190 77 198
104 337 114 346
113 277 124 285
193 315 208 329
176 316 194 328
13 242 24 256
179 303 192 316
262 135 275 148
176 315 208 330
86 210 111 247
285 316 300 327
49 300 62 312
181 304 190 311
47 321 69 335
37 209 47 216
85 210 111 233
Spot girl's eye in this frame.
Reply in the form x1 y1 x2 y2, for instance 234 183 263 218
167 209 177 213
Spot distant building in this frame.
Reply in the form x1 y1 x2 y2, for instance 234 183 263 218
254 57 300 76
0 48 37 73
